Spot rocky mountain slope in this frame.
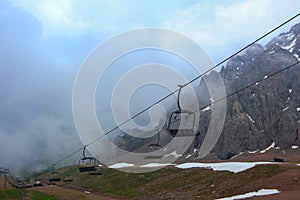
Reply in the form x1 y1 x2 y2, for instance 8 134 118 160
198 22 300 159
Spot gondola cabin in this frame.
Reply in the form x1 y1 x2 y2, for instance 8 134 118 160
168 110 196 137
78 156 98 172
48 171 61 183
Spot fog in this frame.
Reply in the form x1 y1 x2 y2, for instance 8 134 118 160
0 1 83 175
0 1 201 175
1 0 298 175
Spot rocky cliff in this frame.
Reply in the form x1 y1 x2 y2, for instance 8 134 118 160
198 22 300 159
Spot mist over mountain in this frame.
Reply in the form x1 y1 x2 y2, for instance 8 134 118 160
198 22 300 159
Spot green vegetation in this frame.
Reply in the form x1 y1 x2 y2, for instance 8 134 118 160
0 189 58 200
31 191 59 200
0 189 23 200
52 164 288 199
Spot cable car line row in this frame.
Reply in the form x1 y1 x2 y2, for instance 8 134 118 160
50 13 300 174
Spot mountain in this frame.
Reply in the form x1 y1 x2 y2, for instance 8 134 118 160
198 22 300 159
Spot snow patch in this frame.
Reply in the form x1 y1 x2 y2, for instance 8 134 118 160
176 162 272 173
269 50 275 54
186 154 192 159
260 142 275 153
230 152 244 159
292 145 298 149
286 32 295 41
246 113 255 123
281 38 296 50
140 163 174 168
109 163 135 168
248 150 258 154
282 107 289 111
216 189 280 200
164 151 182 158
255 82 259 85
237 67 239 70
297 107 300 112
294 53 300 61
202 106 211 112
288 88 292 93
263 75 268 79
241 62 244 65
252 58 255 61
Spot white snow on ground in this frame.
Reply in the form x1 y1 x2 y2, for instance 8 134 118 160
107 161 279 172
294 53 300 61
109 163 135 168
140 163 174 168
248 150 258 154
246 113 255 123
186 154 192 159
216 189 280 200
281 38 296 50
263 75 268 79
176 162 272 173
269 50 275 54
286 32 295 41
292 145 298 149
230 152 244 159
260 142 275 153
164 151 182 158
202 106 211 112
297 107 300 112
282 107 289 111
289 88 292 93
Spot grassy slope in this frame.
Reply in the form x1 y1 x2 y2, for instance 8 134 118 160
49 164 288 199
0 189 59 200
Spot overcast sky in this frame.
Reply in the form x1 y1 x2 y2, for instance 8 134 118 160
0 0 299 174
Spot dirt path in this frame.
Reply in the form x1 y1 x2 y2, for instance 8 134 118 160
28 185 125 200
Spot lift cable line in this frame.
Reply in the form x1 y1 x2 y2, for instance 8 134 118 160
195 61 300 114
84 12 300 148
67 60 300 161
52 13 300 167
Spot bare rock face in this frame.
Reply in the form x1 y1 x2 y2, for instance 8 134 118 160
198 22 300 159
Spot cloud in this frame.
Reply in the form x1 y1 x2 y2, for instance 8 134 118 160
162 0 300 62
0 1 82 174
10 0 197 38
